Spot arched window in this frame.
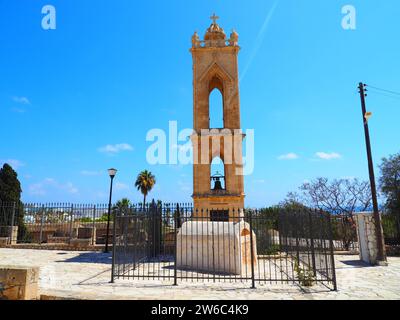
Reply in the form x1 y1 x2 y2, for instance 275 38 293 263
210 156 225 190
209 88 224 129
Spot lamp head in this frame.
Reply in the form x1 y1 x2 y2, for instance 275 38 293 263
108 168 117 178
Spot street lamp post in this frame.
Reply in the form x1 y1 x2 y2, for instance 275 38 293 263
105 168 117 253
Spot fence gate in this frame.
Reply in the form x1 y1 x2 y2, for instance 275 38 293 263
111 204 337 290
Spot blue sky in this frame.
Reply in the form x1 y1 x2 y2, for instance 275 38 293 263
1 0 399 207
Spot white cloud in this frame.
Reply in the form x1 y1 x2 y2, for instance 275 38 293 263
28 178 79 196
278 153 299 160
65 182 79 194
178 180 191 192
29 183 46 196
11 107 26 113
12 96 30 105
0 159 25 169
315 152 342 160
98 143 133 154
115 182 129 191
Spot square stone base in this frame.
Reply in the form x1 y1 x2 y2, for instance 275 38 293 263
0 266 39 300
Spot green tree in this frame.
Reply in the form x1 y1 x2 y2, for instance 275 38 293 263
379 153 400 237
134 170 156 208
112 198 132 217
0 163 26 239
380 152 400 215
0 164 22 203
113 198 132 210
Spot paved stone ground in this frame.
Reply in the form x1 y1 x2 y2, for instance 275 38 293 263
0 248 399 300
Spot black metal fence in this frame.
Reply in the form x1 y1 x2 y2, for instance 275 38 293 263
0 201 116 245
382 213 400 248
330 215 359 252
111 204 337 290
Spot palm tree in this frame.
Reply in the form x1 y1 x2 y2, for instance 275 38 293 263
134 170 156 208
113 198 131 211
112 198 132 217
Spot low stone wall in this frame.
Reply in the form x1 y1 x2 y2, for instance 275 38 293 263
1 243 106 252
25 223 109 244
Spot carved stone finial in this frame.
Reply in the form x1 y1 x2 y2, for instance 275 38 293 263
192 31 201 48
229 29 239 46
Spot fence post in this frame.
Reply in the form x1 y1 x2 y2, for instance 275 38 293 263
249 209 256 289
39 205 45 244
326 210 338 291
396 215 400 244
92 205 96 245
110 207 118 283
10 202 16 228
308 210 317 276
295 212 300 263
9 202 16 243
69 204 74 242
173 204 179 286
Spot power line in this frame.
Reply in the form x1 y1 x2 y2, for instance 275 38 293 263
366 84 400 96
367 88 400 100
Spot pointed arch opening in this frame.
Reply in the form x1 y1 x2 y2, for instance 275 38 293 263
210 156 226 190
209 75 224 129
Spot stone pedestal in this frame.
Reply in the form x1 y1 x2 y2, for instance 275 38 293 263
355 212 387 266
0 226 18 246
0 266 39 300
78 227 96 245
9 226 18 245
176 221 257 275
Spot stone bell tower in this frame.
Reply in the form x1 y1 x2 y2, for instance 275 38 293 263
190 14 245 220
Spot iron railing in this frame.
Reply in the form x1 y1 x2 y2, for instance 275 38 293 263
382 213 400 248
329 214 359 252
0 201 151 245
111 203 337 290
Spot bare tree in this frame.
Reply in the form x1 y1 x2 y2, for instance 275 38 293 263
299 177 372 215
297 177 372 250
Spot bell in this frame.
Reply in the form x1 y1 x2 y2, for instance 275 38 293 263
213 178 223 190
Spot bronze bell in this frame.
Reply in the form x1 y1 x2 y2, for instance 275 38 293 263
213 177 223 190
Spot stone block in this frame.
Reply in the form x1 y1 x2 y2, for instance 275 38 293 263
0 226 18 245
177 221 257 275
47 235 70 244
0 266 39 300
78 227 96 245
70 238 92 249
0 237 9 246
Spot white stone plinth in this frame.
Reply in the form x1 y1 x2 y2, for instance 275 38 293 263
176 221 257 275
355 212 387 266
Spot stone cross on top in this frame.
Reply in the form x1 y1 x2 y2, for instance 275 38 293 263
210 13 219 24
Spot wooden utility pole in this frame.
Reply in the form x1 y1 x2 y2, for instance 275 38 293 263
358 82 387 264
